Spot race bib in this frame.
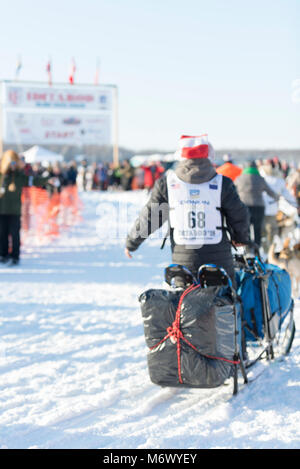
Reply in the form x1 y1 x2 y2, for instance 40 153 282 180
167 171 223 246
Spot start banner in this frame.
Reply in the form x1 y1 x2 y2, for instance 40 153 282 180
0 81 115 146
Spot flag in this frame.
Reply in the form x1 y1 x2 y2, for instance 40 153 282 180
69 58 76 84
94 59 100 85
46 59 52 86
15 56 22 80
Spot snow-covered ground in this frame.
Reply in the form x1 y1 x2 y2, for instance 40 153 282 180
0 190 299 449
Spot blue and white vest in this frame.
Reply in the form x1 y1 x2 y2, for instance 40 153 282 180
166 170 223 246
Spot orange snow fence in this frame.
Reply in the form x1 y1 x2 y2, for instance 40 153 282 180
21 185 82 241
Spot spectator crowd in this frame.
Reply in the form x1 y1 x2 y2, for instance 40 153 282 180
76 152 299 252
0 148 299 265
75 159 166 192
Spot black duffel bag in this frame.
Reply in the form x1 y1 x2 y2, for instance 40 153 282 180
139 264 243 389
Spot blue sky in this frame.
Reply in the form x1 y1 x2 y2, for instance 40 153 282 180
0 0 299 151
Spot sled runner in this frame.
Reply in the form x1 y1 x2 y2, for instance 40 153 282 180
139 249 295 395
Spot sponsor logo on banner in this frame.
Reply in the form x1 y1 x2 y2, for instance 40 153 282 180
63 117 81 125
8 88 23 106
4 83 112 111
41 118 55 127
189 189 200 198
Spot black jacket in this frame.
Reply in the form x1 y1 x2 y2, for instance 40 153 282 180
126 159 250 279
0 170 49 216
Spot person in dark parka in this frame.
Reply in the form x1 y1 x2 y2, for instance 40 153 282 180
234 160 279 247
125 135 250 283
0 150 52 265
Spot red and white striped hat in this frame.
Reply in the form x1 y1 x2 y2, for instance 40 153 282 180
177 134 214 160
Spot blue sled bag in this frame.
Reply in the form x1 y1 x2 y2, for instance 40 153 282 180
236 263 292 342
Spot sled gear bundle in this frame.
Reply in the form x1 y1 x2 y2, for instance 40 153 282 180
235 259 292 342
139 265 243 389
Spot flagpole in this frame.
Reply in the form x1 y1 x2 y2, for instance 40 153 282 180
15 55 22 81
46 57 52 86
69 58 76 85
94 58 100 85
113 86 119 167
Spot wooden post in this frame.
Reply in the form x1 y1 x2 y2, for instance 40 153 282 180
113 86 119 167
0 99 3 156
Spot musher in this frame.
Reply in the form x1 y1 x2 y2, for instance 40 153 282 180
125 135 250 284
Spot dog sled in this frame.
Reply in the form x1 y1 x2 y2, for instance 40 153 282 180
139 246 295 395
235 245 295 367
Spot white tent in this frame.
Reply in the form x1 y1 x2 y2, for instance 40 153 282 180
130 153 177 167
22 145 63 164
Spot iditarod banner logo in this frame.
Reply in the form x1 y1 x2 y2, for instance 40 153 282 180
3 82 112 111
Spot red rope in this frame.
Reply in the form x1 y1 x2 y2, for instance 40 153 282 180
150 284 240 384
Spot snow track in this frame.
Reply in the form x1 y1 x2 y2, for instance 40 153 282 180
0 190 299 449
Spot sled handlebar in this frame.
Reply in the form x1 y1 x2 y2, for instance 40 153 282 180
245 241 261 257
234 241 264 268
236 240 261 257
